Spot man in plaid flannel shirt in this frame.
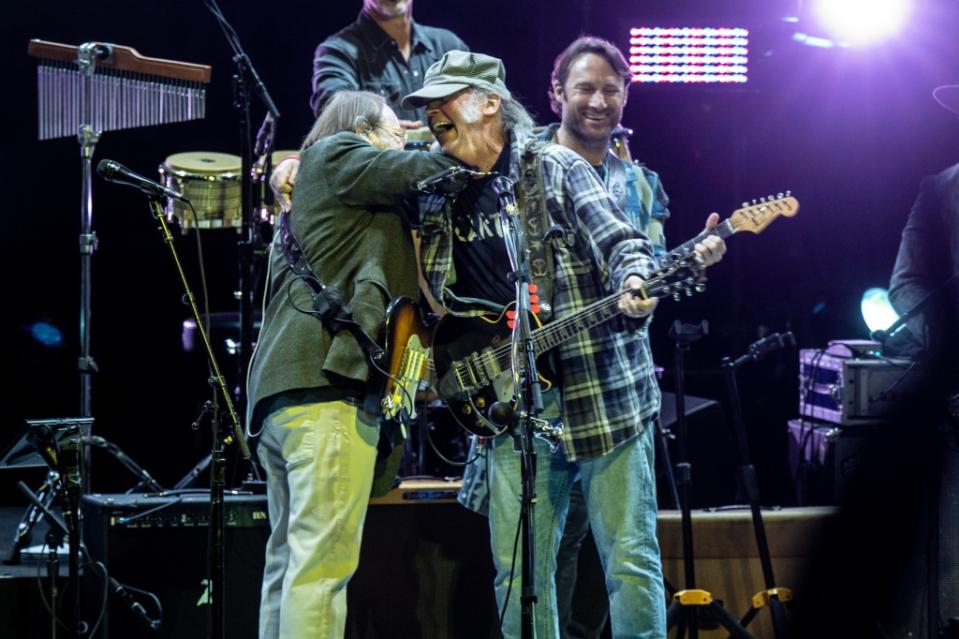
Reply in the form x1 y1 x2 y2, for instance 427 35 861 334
404 50 724 638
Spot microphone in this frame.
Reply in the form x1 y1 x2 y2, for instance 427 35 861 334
735 330 795 366
97 159 189 202
412 165 480 194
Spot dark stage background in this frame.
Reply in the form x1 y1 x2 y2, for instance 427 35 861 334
2 0 958 503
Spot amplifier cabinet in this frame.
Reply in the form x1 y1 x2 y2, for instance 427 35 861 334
82 492 269 639
799 348 914 425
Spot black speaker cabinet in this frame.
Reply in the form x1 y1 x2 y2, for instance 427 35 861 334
82 493 269 639
82 484 498 639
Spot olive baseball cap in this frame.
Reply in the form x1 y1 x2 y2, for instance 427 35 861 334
401 50 511 109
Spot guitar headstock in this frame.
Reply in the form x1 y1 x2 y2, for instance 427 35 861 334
644 253 705 301
729 192 799 235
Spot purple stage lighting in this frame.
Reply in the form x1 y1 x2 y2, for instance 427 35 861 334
628 27 748 84
813 0 912 45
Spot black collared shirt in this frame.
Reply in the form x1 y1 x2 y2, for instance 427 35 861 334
310 11 468 121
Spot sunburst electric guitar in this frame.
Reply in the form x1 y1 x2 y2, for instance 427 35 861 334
381 194 800 435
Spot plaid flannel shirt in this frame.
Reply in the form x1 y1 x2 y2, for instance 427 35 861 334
419 130 662 462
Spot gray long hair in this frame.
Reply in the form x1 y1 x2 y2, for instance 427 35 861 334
470 88 535 137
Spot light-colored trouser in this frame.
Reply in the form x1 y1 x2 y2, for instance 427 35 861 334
256 401 379 639
488 425 665 639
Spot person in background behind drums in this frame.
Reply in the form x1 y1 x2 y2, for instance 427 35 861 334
310 0 468 127
272 0 467 210
246 90 459 639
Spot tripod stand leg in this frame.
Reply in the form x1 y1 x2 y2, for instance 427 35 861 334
708 600 756 639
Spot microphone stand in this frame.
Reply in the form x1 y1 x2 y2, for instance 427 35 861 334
142 194 249 639
202 0 280 420
721 331 796 638
492 175 544 639
665 320 754 639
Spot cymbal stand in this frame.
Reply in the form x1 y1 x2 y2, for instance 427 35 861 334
665 320 754 639
721 332 796 637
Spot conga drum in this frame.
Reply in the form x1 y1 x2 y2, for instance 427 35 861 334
159 152 242 230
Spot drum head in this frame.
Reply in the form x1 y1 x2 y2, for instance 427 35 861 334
164 151 242 176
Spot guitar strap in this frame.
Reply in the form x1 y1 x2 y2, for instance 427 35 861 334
275 211 385 362
516 138 556 321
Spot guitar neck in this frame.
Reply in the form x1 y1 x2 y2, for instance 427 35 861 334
532 292 624 355
667 218 736 258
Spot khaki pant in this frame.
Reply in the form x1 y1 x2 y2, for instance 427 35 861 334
257 401 379 639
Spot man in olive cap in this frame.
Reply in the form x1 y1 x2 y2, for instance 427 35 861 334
404 50 724 638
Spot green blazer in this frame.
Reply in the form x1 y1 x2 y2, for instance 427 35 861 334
247 131 457 427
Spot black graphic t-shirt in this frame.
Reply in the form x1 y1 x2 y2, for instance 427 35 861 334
448 142 516 306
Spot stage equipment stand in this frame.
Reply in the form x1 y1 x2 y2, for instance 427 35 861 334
490 175 549 639
203 0 281 416
4 422 162 567
27 39 212 486
665 320 754 639
128 188 248 639
17 480 162 636
18 418 90 638
721 331 796 637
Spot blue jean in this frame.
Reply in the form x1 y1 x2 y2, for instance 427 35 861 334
487 424 665 639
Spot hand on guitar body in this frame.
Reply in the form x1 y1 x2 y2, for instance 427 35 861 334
618 274 659 318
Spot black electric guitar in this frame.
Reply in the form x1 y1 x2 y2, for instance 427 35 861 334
380 194 799 434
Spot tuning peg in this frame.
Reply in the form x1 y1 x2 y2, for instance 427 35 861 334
752 198 757 205
741 201 748 208
672 292 681 301
777 192 783 199
695 283 706 293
